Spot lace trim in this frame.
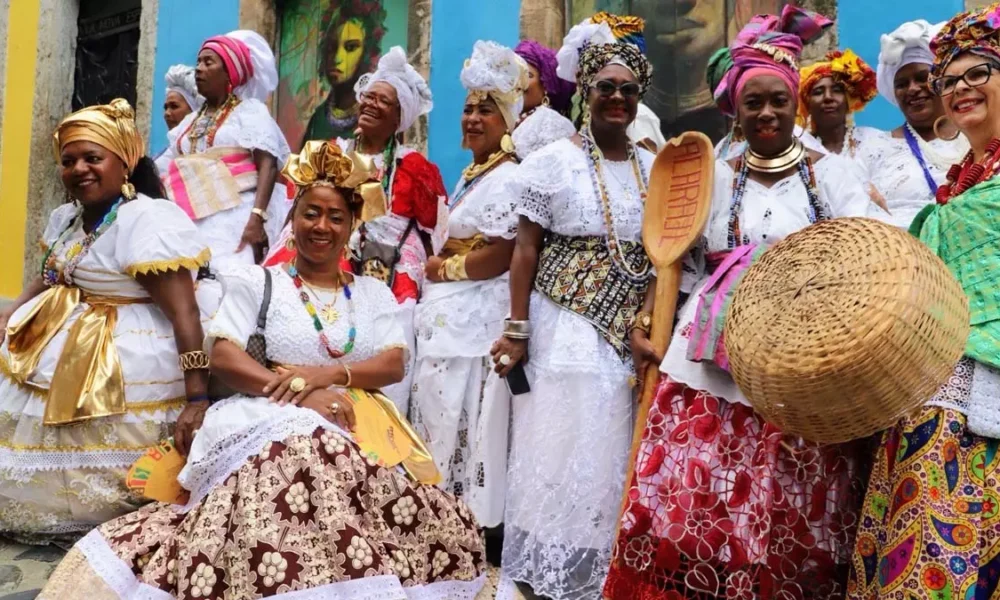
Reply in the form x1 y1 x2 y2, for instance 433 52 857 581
966 361 1000 437
124 247 211 277
205 330 247 351
77 530 175 600
494 574 519 600
0 445 147 472
177 400 349 511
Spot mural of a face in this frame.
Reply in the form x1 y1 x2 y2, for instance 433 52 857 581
329 18 367 85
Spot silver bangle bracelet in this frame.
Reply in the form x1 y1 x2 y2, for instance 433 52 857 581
503 318 531 336
503 331 530 340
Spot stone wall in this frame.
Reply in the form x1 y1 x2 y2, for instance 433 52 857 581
519 0 564 48
406 0 433 152
23 0 79 286
966 0 993 9
135 0 158 144
800 0 839 63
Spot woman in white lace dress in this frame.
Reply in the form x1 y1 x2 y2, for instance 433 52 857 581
864 19 970 228
159 30 291 268
608 7 886 599
489 14 660 599
0 100 218 540
511 39 577 160
40 141 485 599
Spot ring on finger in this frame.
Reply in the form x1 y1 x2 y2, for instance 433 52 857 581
289 377 307 393
330 402 340 415
499 354 512 366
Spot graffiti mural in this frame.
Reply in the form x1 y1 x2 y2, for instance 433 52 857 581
571 0 788 142
276 0 410 151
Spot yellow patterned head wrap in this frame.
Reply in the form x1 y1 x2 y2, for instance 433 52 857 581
53 98 144 172
281 141 388 224
798 50 878 122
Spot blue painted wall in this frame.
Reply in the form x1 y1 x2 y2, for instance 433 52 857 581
427 0 522 189
838 0 965 130
149 0 240 155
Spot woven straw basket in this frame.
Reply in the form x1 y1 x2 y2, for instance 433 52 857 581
725 217 970 444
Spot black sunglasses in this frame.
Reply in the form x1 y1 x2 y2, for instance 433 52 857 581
593 80 641 98
931 62 997 96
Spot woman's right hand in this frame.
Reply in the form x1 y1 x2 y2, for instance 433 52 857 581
300 388 356 432
490 336 528 377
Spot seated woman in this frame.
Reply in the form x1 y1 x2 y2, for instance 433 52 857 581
39 141 485 599
0 99 217 540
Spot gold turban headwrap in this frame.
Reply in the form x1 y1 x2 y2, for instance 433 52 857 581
53 98 144 172
281 140 389 224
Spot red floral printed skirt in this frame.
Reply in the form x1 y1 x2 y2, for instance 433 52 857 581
41 429 485 598
604 376 867 600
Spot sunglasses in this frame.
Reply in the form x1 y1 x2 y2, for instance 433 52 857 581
931 63 996 96
593 80 641 98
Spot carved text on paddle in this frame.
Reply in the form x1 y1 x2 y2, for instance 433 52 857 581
656 140 707 249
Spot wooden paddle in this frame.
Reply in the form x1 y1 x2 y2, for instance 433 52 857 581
614 131 714 544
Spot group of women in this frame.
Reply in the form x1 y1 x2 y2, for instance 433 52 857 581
0 1 998 598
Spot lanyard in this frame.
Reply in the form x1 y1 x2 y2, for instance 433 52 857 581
903 126 940 196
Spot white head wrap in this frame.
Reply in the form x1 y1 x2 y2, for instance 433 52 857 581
164 64 204 112
460 41 529 131
354 46 433 133
225 30 279 102
556 19 616 83
876 20 944 106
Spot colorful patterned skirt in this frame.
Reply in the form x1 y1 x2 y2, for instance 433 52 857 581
604 375 866 600
39 428 486 599
847 362 1000 599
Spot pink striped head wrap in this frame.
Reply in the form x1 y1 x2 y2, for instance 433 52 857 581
201 35 255 88
714 5 833 117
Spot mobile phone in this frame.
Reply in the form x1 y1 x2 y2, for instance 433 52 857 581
505 362 531 396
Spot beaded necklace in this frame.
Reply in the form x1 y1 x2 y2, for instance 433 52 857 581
935 138 1000 204
41 198 125 286
727 155 827 249
902 125 939 196
287 265 356 359
177 95 240 154
580 126 653 284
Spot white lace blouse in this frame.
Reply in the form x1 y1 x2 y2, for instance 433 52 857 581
512 106 576 160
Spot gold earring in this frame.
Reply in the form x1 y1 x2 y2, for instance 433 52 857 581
933 115 960 141
731 121 745 143
500 133 515 154
285 236 295 252
121 178 136 200
542 94 551 107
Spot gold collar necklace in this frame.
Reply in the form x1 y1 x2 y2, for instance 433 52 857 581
462 148 512 182
744 139 806 173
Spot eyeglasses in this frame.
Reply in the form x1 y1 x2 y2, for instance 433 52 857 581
359 91 398 109
931 63 996 96
593 80 641 98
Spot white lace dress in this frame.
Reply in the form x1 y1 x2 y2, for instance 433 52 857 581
160 99 292 270
513 106 577 160
409 161 518 528
0 196 219 538
500 138 653 600
858 130 968 229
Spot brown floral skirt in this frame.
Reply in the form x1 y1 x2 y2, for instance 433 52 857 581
39 428 486 599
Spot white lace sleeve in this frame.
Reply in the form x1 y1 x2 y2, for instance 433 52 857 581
478 165 519 240
513 107 576 160
231 99 291 163
510 141 574 229
206 265 266 351
114 196 210 277
816 154 890 220
41 203 79 248
361 276 408 358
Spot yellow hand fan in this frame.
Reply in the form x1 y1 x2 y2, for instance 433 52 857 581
126 438 188 505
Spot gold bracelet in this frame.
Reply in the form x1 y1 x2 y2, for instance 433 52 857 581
630 311 653 335
342 364 353 389
178 350 210 371
443 254 469 281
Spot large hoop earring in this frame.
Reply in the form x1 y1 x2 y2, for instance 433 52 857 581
542 94 551 107
933 115 960 141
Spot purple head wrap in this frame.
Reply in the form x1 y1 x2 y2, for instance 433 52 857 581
515 40 576 113
714 5 833 117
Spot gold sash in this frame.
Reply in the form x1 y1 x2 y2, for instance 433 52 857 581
5 286 151 425
441 234 487 258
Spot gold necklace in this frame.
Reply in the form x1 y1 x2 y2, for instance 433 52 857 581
744 139 806 173
302 282 341 324
462 149 512 182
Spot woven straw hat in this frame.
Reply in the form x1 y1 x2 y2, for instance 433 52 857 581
725 218 970 444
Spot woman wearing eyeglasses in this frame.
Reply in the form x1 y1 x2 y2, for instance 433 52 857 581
847 6 1000 598
487 14 659 599
863 20 970 229
265 47 448 413
605 8 887 599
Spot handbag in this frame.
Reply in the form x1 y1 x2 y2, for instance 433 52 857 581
208 268 272 400
352 219 417 289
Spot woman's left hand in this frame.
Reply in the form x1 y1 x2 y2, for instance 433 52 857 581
237 214 268 254
174 399 211 456
630 329 663 391
424 256 445 282
300 388 357 432
265 366 341 406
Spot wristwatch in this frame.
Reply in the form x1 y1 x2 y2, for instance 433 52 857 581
630 311 652 335
251 208 268 222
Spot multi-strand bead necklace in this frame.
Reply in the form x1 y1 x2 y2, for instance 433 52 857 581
287 265 356 359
